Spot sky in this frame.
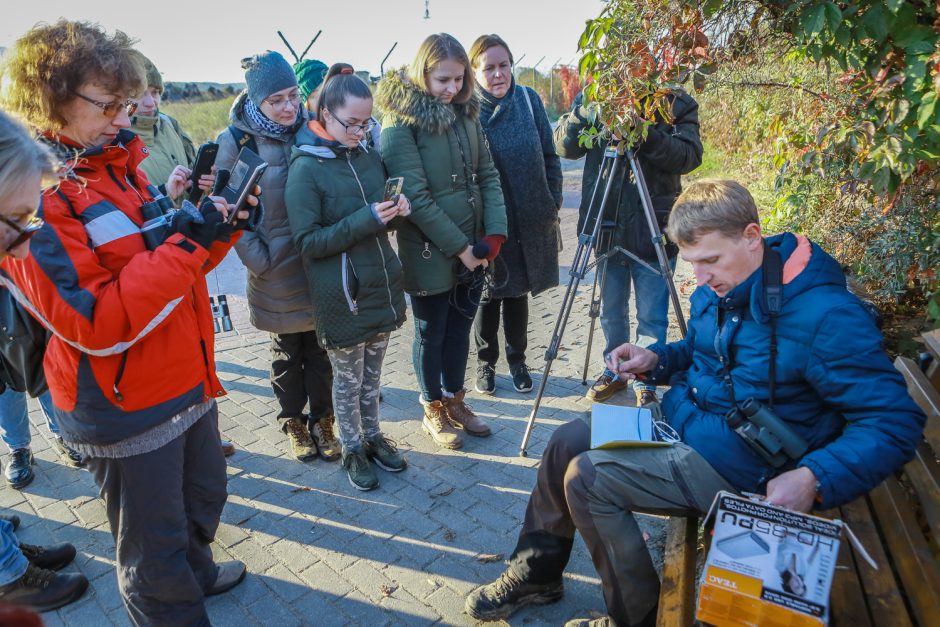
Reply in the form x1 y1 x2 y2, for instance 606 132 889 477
1 0 606 84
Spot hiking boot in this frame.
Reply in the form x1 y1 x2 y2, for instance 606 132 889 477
220 439 236 457
285 418 318 462
511 363 533 393
636 388 659 408
566 606 656 627
0 563 88 612
342 447 379 491
422 400 463 449
475 363 496 395
586 370 628 402
5 448 33 489
465 569 564 621
444 390 491 437
311 416 341 462
52 438 85 469
364 435 407 472
19 543 76 571
206 560 247 596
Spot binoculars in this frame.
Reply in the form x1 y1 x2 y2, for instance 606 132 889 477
139 196 178 251
210 295 233 333
726 398 809 469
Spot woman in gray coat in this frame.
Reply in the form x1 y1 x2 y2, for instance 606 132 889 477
468 35 563 396
216 51 339 463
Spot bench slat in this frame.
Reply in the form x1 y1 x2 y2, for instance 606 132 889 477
893 356 940 452
827 523 873 627
657 517 697 627
868 478 940 627
904 441 940 540
922 329 940 362
838 498 913 627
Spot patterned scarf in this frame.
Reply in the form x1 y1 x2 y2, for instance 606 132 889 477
244 97 300 136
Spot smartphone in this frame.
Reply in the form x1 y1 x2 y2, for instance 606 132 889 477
187 142 219 203
384 177 404 203
217 147 268 224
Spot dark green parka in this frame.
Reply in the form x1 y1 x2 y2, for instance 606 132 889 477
285 122 406 349
374 69 507 296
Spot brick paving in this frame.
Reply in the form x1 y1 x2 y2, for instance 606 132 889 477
5 161 693 626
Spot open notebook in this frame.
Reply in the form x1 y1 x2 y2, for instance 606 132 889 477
590 403 673 449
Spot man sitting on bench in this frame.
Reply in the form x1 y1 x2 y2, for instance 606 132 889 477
465 179 927 627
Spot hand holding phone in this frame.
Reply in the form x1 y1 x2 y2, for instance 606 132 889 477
187 142 219 203
384 177 404 204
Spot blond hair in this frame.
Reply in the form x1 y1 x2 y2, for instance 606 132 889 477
468 34 514 69
667 179 760 245
0 20 145 132
408 33 474 104
0 110 57 203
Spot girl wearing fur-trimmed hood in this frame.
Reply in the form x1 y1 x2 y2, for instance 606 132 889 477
374 33 507 450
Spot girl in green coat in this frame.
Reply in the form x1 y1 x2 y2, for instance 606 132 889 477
285 70 409 491
375 34 508 450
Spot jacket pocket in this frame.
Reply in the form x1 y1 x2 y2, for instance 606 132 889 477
341 252 359 314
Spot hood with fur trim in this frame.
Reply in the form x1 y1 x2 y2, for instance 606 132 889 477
374 68 480 135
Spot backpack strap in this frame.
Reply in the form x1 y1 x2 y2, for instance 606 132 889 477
520 85 534 119
227 125 259 155
762 242 783 409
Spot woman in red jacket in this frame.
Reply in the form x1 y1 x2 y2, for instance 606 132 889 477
0 20 255 625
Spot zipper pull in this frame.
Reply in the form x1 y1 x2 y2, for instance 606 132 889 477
451 174 458 190
422 243 432 260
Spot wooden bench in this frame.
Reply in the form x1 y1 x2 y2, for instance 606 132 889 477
657 337 940 626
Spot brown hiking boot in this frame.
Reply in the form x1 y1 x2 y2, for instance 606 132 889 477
311 416 341 462
285 418 318 462
422 400 464 449
586 370 628 402
636 388 659 408
443 389 491 436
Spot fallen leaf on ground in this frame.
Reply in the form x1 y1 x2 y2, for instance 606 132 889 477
432 486 455 498
443 529 456 542
379 584 397 597
291 486 312 493
476 553 505 563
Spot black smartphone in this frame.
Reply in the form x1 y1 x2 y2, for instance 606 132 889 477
384 177 404 203
218 147 268 224
187 142 219 203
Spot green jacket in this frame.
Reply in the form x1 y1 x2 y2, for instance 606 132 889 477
132 112 196 192
285 122 406 349
375 69 507 296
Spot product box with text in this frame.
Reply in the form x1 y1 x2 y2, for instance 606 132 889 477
696 492 845 627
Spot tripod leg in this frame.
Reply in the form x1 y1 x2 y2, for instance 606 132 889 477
580 227 611 384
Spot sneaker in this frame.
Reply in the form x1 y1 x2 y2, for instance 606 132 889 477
342 447 379 491
0 563 88 613
311 416 342 462
5 448 34 489
51 438 85 469
422 400 464 449
566 606 656 627
284 418 318 462
19 543 76 571
220 439 236 457
586 370 628 402
443 390 491 437
364 435 407 472
511 364 533 393
475 363 496 395
205 560 247 596
635 388 659 408
465 569 564 621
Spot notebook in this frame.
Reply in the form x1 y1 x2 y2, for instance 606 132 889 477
590 403 673 449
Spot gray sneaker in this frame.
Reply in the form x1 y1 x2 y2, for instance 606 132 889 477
364 435 407 472
342 447 379 491
465 569 563 621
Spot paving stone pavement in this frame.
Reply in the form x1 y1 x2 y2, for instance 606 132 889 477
4 161 695 626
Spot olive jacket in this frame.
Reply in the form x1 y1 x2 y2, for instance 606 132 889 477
374 69 507 296
285 122 406 349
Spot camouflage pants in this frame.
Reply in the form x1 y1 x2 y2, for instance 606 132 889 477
325 333 390 450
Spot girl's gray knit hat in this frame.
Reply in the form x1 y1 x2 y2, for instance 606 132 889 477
242 51 298 106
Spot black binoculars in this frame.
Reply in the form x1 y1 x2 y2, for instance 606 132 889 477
210 295 233 333
726 398 809 469
139 196 177 251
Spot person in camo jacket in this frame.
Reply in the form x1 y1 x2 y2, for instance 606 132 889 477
285 68 409 491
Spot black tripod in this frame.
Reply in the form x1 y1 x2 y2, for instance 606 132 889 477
519 141 687 456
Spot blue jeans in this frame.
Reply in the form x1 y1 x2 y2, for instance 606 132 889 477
599 256 676 391
0 389 57 452
0 518 27 586
411 284 481 402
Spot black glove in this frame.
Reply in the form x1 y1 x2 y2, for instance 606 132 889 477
175 210 226 250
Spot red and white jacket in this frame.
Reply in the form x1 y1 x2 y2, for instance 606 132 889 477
0 130 241 446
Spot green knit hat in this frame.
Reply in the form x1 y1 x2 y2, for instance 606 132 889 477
132 51 164 94
293 59 329 101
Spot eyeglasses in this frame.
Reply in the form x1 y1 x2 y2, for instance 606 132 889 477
73 92 138 118
0 214 44 252
328 111 376 135
263 92 302 110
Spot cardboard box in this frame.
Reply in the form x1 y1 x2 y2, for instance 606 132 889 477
696 492 871 627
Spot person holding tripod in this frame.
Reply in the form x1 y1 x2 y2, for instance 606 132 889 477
555 91 702 406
